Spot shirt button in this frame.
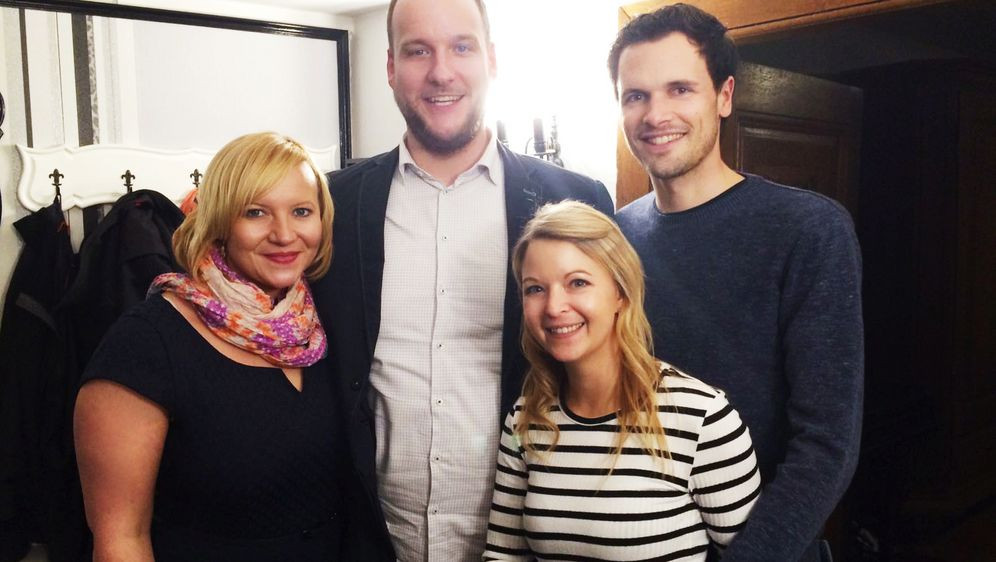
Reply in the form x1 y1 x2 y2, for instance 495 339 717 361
436 343 444 349
301 529 313 540
439 288 446 294
436 399 443 405
350 379 361 390
442 235 449 241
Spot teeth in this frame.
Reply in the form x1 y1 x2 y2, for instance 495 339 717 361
548 322 584 335
429 95 460 105
647 133 683 145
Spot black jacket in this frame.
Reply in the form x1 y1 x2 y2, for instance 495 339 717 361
60 189 184 372
312 144 613 559
0 201 79 562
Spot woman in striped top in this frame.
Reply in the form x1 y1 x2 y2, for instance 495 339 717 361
484 201 761 561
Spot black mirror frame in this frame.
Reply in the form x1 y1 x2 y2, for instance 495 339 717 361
0 0 351 167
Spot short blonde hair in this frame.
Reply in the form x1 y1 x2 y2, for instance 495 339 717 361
511 200 668 462
173 132 334 281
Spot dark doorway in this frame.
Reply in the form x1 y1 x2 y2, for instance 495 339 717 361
739 1 996 560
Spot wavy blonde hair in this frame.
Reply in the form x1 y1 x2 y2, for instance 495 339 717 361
172 132 334 282
511 200 668 462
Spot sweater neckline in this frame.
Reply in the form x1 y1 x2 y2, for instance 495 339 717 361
558 395 619 426
650 174 754 223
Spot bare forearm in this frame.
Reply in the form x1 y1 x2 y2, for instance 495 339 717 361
91 533 155 562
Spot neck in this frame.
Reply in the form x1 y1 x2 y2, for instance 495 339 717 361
564 355 622 419
651 150 744 213
405 128 492 187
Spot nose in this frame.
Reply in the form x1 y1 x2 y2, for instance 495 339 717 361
643 94 674 127
269 215 295 245
427 52 455 85
544 286 568 317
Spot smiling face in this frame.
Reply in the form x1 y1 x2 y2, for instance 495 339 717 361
617 32 733 185
520 238 623 376
387 0 496 155
225 162 321 299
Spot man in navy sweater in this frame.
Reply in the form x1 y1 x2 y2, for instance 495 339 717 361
610 5 864 561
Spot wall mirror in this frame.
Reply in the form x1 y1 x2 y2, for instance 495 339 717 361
0 0 351 169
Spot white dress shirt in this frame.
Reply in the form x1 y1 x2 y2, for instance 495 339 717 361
371 134 507 561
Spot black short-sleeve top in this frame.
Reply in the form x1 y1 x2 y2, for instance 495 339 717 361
81 294 345 561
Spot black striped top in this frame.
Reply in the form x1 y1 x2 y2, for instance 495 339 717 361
483 364 761 561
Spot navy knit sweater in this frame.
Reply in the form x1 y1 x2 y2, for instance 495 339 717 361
616 174 864 561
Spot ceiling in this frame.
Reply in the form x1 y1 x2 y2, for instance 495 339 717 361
232 0 389 15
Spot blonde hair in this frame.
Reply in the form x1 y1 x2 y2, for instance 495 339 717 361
173 132 334 281
511 200 668 462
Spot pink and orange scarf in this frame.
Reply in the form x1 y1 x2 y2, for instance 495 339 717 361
150 247 326 367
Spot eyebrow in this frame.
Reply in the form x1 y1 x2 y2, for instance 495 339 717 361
620 79 699 95
668 79 698 89
521 270 592 284
452 34 481 45
248 200 317 208
399 34 481 50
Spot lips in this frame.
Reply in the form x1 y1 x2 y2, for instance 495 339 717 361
263 252 300 265
546 322 584 335
642 131 685 145
425 94 463 106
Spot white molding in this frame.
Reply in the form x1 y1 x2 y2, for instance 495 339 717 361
15 142 339 211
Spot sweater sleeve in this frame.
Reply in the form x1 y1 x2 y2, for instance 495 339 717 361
483 411 533 561
722 208 864 561
689 392 762 548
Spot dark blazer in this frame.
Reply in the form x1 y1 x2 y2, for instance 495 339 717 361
312 143 613 559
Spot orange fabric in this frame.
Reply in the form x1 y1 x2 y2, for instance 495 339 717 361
180 188 198 215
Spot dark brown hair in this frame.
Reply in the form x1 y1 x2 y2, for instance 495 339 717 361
608 3 738 95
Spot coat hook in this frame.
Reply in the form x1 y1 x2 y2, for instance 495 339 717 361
190 168 202 188
122 169 135 193
49 168 64 203
0 90 6 141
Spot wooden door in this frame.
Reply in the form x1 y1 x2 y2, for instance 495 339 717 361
616 61 863 212
619 0 955 42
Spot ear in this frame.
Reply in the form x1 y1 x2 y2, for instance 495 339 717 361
387 48 396 89
487 41 497 80
717 76 735 118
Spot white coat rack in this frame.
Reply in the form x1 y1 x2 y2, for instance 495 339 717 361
16 143 338 211
15 143 338 249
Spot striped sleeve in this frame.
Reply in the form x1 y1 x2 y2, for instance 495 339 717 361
483 409 533 561
689 391 762 547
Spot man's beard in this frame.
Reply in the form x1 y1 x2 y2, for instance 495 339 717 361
397 97 483 156
641 118 720 182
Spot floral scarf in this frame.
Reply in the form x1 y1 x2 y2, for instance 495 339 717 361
150 247 326 367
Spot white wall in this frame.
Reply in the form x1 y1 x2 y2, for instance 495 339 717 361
131 20 339 150
348 0 621 195
351 6 406 157
83 0 355 31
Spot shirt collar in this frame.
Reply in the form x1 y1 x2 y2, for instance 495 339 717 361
396 129 504 190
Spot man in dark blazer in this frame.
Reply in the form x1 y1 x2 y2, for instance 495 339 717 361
311 1 612 559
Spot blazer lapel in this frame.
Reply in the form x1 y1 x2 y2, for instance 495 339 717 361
357 149 399 360
498 145 540 414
